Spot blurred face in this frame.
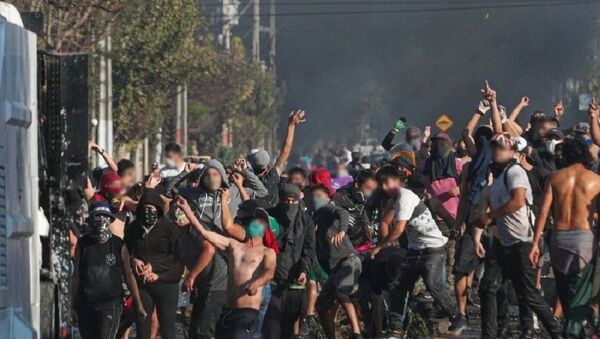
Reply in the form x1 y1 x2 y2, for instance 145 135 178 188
381 177 404 198
538 120 558 139
288 172 306 187
336 163 348 177
357 178 378 199
120 168 136 189
202 168 222 191
312 189 330 202
491 144 516 164
431 138 452 157
165 151 183 167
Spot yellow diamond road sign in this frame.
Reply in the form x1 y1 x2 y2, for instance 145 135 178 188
435 114 453 132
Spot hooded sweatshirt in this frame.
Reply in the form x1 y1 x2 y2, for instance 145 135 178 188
124 189 183 284
179 159 268 233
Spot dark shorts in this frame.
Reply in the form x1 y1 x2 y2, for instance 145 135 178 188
453 230 483 275
316 255 362 309
215 307 260 339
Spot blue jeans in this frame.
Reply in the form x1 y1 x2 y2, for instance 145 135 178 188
252 283 272 339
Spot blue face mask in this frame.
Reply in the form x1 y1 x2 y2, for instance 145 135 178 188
246 220 266 238
313 197 329 210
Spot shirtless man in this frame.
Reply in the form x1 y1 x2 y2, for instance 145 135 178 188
177 197 276 339
529 129 600 338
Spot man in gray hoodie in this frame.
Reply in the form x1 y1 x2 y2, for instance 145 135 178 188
180 159 268 232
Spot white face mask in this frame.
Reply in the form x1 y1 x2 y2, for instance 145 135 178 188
165 158 176 168
545 139 560 155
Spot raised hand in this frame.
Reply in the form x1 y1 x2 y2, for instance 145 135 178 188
554 100 564 120
231 173 244 188
221 187 232 202
520 96 530 107
176 196 192 214
289 110 307 126
482 80 497 103
423 126 432 139
477 99 491 115
145 172 161 189
392 118 407 133
588 97 599 118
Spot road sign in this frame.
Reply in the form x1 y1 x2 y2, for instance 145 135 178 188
435 114 453 132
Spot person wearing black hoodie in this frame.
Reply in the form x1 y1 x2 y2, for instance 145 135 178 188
263 183 316 339
124 189 183 339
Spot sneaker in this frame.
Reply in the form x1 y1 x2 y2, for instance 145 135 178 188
384 328 404 338
496 326 509 338
298 314 317 336
518 329 534 339
448 313 468 336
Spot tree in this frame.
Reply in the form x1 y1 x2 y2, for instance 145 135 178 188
187 38 283 156
8 0 125 52
110 0 218 146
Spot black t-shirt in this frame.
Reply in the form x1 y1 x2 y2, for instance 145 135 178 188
77 236 124 309
525 166 548 215
258 168 280 207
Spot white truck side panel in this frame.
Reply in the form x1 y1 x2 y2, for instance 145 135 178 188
0 15 39 339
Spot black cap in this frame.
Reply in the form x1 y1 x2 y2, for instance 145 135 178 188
546 128 564 140
238 199 270 222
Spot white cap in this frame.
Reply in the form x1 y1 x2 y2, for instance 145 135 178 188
515 136 528 152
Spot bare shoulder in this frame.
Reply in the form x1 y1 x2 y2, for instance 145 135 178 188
263 247 276 259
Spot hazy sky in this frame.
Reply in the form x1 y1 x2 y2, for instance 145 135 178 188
236 0 599 150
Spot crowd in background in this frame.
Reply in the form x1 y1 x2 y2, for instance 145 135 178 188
71 81 600 339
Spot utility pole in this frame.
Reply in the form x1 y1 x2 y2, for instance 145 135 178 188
183 84 188 155
222 0 231 51
176 85 183 145
252 0 260 62
269 0 276 71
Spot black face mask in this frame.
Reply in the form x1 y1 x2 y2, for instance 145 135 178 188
455 148 468 158
281 203 299 223
140 206 159 228
490 161 513 178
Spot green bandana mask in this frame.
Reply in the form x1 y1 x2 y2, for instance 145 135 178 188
246 220 266 238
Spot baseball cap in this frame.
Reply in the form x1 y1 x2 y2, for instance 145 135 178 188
238 199 270 223
89 201 116 221
515 136 528 153
573 122 590 135
546 128 564 140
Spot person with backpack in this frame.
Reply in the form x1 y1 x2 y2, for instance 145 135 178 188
474 133 562 339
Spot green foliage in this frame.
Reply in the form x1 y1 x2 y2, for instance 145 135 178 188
11 0 284 153
188 37 283 155
111 0 218 146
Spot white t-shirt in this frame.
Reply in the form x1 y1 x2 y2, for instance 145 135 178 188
394 188 448 250
489 164 534 247
160 162 187 179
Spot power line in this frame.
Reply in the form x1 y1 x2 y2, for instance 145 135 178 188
211 0 597 18
202 0 574 6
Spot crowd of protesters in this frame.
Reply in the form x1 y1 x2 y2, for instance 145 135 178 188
70 81 600 339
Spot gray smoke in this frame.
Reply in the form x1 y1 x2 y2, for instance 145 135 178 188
242 1 599 151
